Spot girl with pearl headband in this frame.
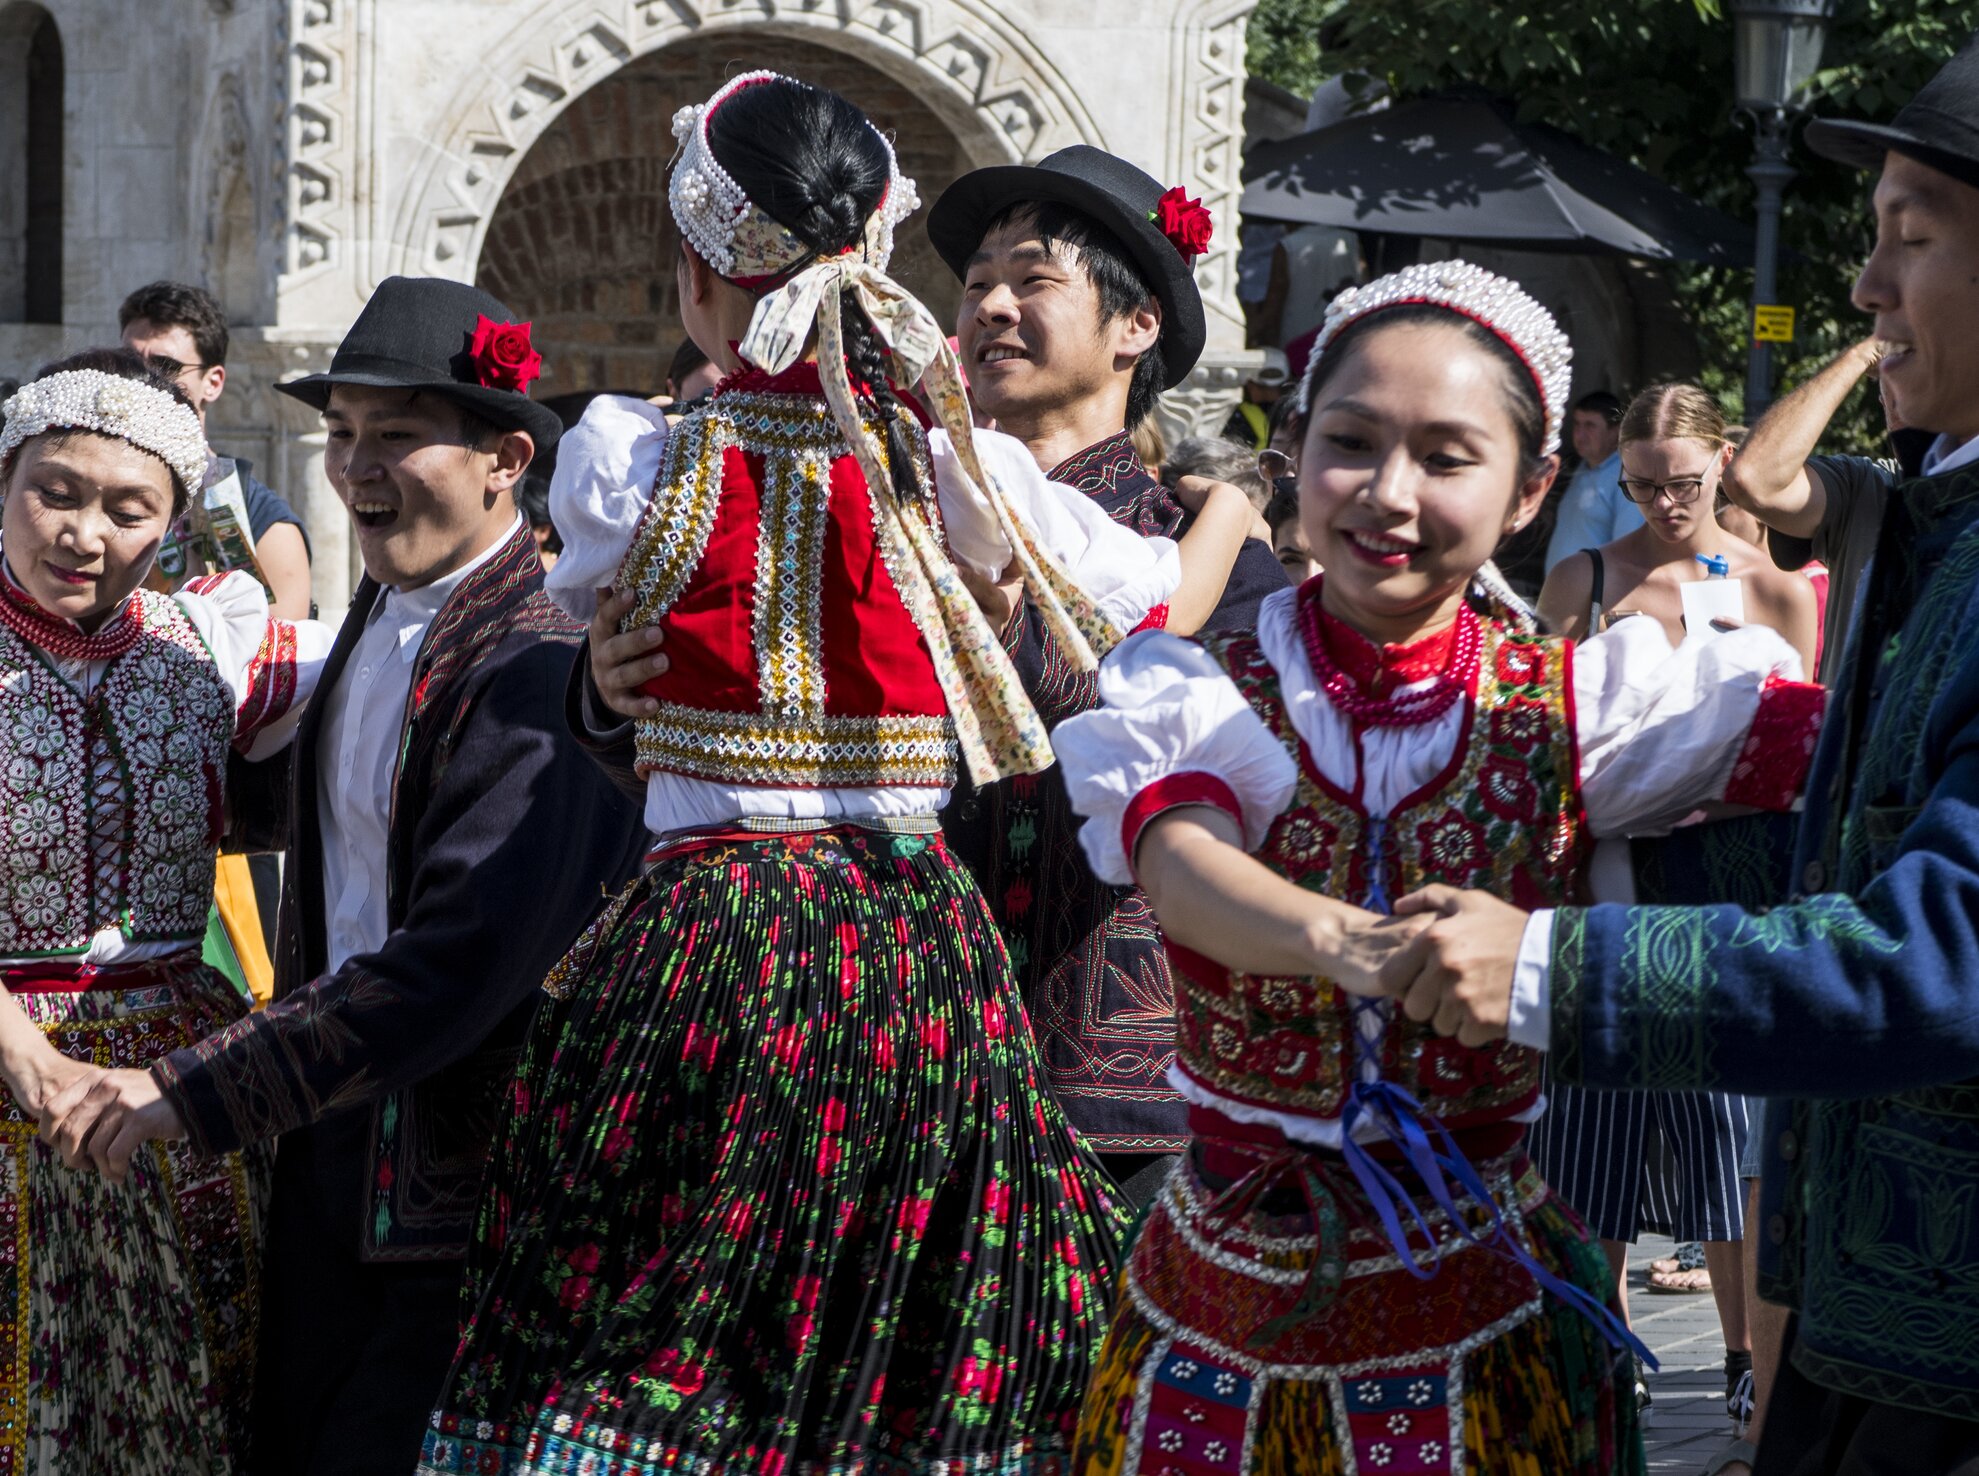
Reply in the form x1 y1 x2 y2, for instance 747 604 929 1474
1051 263 1827 1475
419 72 1228 1475
0 348 331 1472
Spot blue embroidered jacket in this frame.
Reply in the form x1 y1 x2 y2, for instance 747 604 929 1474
1550 468 1979 1419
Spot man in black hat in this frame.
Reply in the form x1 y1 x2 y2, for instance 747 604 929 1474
922 149 1286 1198
1363 33 1979 1476
44 276 645 1474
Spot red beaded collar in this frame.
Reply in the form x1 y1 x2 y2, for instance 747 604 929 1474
0 560 143 662
1298 576 1480 728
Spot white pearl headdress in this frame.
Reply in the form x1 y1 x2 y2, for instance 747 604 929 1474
0 369 208 499
1295 260 1574 457
668 70 921 282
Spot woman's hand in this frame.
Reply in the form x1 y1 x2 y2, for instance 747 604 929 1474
6 1043 95 1124
1172 476 1272 544
41 1066 188 1185
1374 884 1531 1047
588 587 668 721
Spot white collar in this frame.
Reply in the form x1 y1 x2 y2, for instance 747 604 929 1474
368 516 522 662
1921 433 1979 479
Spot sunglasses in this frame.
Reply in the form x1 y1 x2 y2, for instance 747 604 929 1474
1257 449 1297 483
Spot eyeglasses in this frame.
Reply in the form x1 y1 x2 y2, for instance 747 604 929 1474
1258 449 1297 483
1619 473 1710 505
140 354 211 382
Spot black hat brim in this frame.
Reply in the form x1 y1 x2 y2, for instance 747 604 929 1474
277 371 565 452
927 164 1207 391
1805 117 1979 192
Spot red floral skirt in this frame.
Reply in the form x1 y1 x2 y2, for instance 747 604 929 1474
420 828 1127 1475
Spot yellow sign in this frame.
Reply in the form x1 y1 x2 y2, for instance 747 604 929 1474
1754 304 1796 343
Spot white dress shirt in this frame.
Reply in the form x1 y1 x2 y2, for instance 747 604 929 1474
316 520 520 973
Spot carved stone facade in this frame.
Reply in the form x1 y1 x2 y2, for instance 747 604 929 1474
0 0 1260 614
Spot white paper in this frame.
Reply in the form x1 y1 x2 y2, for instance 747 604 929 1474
1680 576 1745 638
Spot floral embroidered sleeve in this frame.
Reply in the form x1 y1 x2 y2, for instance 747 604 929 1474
1052 630 1297 886
174 570 334 760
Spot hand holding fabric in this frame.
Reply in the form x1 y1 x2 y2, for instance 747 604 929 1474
588 586 668 721
41 1065 187 1185
1375 884 1529 1047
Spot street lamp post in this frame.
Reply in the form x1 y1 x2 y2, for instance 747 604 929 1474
1731 0 1837 419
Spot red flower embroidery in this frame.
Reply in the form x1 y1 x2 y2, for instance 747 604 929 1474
1152 186 1214 261
566 1242 602 1274
981 997 1008 1040
820 1097 848 1132
1495 641 1545 690
600 1125 633 1163
815 1137 843 1174
787 1312 816 1352
1418 1037 1500 1094
792 1273 823 1310
1478 754 1539 824
1488 696 1550 754
982 1180 1011 1224
467 314 543 394
558 1274 593 1310
920 1016 949 1061
1416 813 1486 882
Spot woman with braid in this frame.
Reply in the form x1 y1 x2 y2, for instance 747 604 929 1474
417 73 1236 1474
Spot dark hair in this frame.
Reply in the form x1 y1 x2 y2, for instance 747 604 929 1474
1572 390 1622 426
117 281 229 368
981 199 1166 430
1291 303 1548 480
15 347 200 514
667 337 710 393
1264 482 1301 535
703 79 926 508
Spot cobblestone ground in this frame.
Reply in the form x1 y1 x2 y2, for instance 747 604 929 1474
1631 1234 1752 1475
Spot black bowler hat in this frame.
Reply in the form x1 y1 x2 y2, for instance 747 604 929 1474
927 146 1209 390
1807 30 1979 192
277 276 563 449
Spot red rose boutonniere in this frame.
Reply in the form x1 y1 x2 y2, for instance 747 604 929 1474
468 315 543 394
1152 186 1214 263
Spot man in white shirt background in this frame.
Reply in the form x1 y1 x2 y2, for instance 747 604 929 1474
1543 390 1640 574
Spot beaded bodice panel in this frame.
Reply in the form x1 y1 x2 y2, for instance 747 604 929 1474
0 589 234 955
1184 622 1588 1125
621 387 957 789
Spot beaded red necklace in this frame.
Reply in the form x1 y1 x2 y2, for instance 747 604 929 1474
0 564 143 663
1298 577 1481 728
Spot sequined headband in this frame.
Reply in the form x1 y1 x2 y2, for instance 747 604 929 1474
0 369 208 498
669 70 921 284
1295 261 1573 457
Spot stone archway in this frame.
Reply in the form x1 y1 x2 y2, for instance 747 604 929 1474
475 35 975 397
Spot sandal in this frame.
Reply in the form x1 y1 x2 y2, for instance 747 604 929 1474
1726 1350 1754 1428
1705 1438 1759 1476
1633 1355 1652 1412
1647 1264 1713 1294
1649 1240 1707 1277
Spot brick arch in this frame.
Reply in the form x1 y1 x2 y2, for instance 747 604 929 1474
475 36 973 397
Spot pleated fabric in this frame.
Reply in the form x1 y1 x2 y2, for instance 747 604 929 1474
2 956 266 1475
420 828 1127 1476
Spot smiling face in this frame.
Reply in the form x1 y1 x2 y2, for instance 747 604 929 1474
1 432 177 629
1298 318 1555 645
955 212 1160 438
1854 152 1979 444
322 385 532 592
1617 435 1732 546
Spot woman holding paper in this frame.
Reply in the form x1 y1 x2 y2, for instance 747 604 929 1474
1537 382 1817 673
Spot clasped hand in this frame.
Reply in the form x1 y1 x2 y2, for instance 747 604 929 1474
1334 885 1531 1048
29 1062 186 1185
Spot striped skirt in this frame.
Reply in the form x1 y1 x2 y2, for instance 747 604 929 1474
1073 1146 1644 1476
0 954 265 1476
420 828 1127 1476
1531 1083 1749 1243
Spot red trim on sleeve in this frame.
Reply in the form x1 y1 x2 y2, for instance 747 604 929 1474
1723 675 1827 812
1131 603 1170 636
1122 770 1244 876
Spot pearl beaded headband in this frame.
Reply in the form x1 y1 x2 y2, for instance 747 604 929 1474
669 70 921 283
1295 261 1574 457
0 370 208 500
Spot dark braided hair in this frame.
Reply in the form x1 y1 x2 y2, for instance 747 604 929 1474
704 78 927 507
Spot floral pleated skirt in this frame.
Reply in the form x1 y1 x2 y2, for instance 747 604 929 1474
1 954 265 1475
421 828 1127 1476
1073 1148 1645 1476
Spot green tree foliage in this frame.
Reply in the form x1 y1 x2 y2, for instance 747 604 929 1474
1246 0 1971 447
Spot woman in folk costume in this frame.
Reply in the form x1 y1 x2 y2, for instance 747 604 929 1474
419 74 1201 1476
1050 263 1828 1476
0 349 329 1471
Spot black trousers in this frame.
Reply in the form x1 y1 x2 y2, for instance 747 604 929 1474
1758 1320 1979 1476
250 1128 466 1476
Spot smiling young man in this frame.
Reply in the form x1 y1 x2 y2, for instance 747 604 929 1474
922 150 1287 1196
43 278 645 1475
1371 35 1979 1474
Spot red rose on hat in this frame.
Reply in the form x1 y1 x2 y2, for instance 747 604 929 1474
468 314 543 394
1152 186 1214 262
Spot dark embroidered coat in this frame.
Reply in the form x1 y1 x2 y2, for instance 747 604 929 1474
943 432 1289 1153
1551 467 1979 1419
155 524 646 1262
